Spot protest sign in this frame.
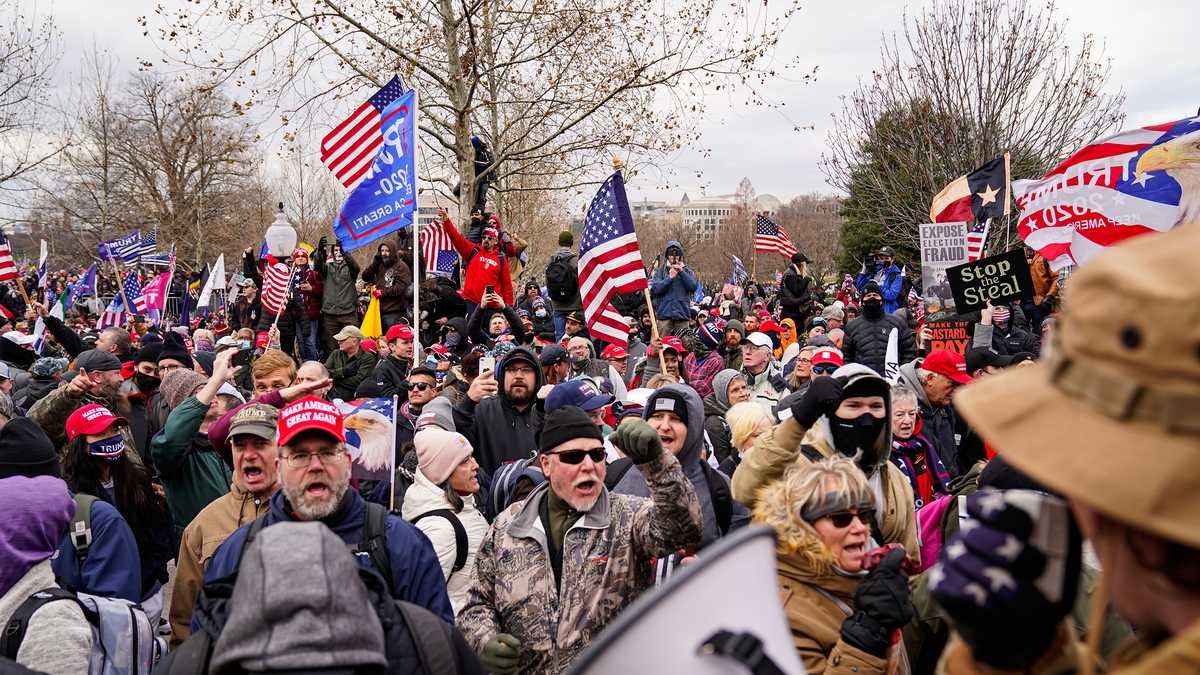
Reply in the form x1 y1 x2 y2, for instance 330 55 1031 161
919 222 968 322
927 320 971 355
946 248 1035 315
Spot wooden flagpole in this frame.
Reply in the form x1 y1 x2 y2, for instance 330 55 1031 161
108 257 133 317
751 212 758 282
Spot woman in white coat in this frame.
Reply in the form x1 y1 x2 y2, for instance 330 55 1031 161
401 427 489 616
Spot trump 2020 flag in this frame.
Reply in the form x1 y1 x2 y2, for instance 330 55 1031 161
1014 116 1200 271
332 88 418 252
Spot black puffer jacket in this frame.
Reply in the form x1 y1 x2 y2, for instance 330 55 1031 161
452 346 544 477
778 265 818 327
842 313 917 376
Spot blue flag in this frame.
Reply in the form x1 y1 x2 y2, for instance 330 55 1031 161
64 264 97 312
332 89 418 252
98 230 143 264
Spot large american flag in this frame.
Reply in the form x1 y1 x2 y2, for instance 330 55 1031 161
578 171 647 348
421 219 458 278
0 234 16 281
966 219 990 262
754 214 798 258
260 257 292 316
1014 116 1200 271
98 272 144 329
320 76 406 188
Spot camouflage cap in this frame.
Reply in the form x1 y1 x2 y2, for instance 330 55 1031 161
227 404 280 443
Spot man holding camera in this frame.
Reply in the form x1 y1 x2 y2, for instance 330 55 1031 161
855 246 906 314
439 207 514 315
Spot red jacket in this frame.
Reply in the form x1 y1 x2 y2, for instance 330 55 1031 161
443 217 514 306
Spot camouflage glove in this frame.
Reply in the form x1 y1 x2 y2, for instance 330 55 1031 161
612 419 663 464
480 633 521 675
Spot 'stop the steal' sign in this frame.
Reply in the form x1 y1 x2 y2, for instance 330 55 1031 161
946 249 1035 314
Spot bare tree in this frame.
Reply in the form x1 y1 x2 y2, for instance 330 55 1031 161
821 0 1124 262
148 0 809 230
0 1 61 207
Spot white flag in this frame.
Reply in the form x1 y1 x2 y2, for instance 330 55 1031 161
884 327 900 383
196 254 225 309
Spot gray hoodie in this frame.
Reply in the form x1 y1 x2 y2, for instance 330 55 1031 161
613 384 749 545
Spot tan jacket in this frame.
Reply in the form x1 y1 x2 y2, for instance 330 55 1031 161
939 619 1200 674
731 416 921 565
168 482 271 645
1028 254 1059 306
458 454 702 675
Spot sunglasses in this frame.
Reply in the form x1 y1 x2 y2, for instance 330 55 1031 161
824 509 875 528
547 447 606 465
408 382 434 391
811 364 838 375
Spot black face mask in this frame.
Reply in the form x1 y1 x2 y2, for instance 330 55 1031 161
862 298 883 318
830 412 886 472
135 372 161 394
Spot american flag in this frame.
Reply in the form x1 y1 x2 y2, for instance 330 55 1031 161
98 272 144 329
320 76 406 188
99 230 144 265
966 219 990 262
421 219 458 278
1014 116 1200 271
0 234 16 281
754 214 798 259
578 171 647 348
260 257 292 316
729 254 749 284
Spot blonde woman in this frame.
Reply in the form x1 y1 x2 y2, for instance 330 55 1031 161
755 456 913 674
718 401 771 478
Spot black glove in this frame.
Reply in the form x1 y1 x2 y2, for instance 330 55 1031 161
789 376 843 428
929 490 1081 670
840 548 914 657
373 254 383 268
611 419 663 464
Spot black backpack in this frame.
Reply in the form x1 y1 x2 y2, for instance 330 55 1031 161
604 458 733 536
545 252 579 303
411 509 469 573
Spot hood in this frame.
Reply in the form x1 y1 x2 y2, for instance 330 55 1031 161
209 522 387 674
0 476 74 594
897 358 929 407
664 239 685 257
753 476 841 583
402 468 457 520
802 363 894 474
644 384 705 466
707 368 743 414
499 345 544 404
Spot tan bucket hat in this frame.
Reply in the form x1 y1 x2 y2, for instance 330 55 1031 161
955 224 1200 549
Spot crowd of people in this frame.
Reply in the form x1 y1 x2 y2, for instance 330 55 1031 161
0 210 1194 675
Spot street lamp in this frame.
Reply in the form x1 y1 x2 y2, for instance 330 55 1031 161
264 201 298 258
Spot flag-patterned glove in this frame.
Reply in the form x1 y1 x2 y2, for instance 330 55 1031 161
928 489 1079 670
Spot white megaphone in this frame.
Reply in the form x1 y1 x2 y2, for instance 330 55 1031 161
568 526 806 675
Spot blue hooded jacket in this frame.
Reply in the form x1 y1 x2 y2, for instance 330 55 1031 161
52 497 143 602
200 489 454 624
855 262 905 314
649 240 699 321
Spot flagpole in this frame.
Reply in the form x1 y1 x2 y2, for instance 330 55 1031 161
389 393 399 512
412 87 422 357
751 213 758 282
1003 152 1013 249
268 260 298 350
108 257 133 317
612 155 668 377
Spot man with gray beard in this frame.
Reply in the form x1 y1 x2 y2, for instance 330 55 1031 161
459 406 702 674
197 396 454 624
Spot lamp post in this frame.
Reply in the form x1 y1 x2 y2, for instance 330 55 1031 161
264 202 298 258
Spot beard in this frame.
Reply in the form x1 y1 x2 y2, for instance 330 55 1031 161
282 470 350 520
506 381 534 405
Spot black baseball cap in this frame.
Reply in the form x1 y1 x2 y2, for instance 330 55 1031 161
965 347 1033 374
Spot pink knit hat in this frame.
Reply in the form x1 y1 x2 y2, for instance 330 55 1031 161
414 428 474 485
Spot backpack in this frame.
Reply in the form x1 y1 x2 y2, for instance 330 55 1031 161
68 494 98 563
604 458 733 535
1 587 165 674
164 564 461 675
411 509 469 573
545 252 579 303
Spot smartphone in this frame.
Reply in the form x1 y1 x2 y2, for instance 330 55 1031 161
232 348 252 369
958 489 1075 603
479 355 495 375
485 284 495 296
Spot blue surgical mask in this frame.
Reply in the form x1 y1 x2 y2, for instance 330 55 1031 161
88 436 125 462
240 339 251 350
444 333 460 348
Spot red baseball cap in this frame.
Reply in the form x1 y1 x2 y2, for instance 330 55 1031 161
922 349 974 385
601 344 628 360
385 324 414 342
661 336 687 354
66 404 129 442
255 331 270 349
361 338 378 354
483 227 500 239
428 343 449 358
811 349 844 368
758 319 784 335
277 396 346 446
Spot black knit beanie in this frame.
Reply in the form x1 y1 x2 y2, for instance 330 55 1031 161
158 332 191 366
539 406 603 454
0 418 59 479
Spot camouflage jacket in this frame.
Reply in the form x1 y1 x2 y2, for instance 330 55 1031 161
458 453 702 675
28 382 141 462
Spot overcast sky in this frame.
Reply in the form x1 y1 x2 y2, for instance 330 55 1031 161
34 0 1200 204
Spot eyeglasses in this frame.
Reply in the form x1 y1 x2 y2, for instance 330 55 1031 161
158 363 184 374
547 447 606 465
811 364 838 375
282 448 346 468
408 382 434 392
823 509 875 529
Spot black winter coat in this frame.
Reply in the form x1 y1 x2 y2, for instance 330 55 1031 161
991 324 1040 357
778 265 818 326
843 314 917 376
371 356 412 398
451 346 544 477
